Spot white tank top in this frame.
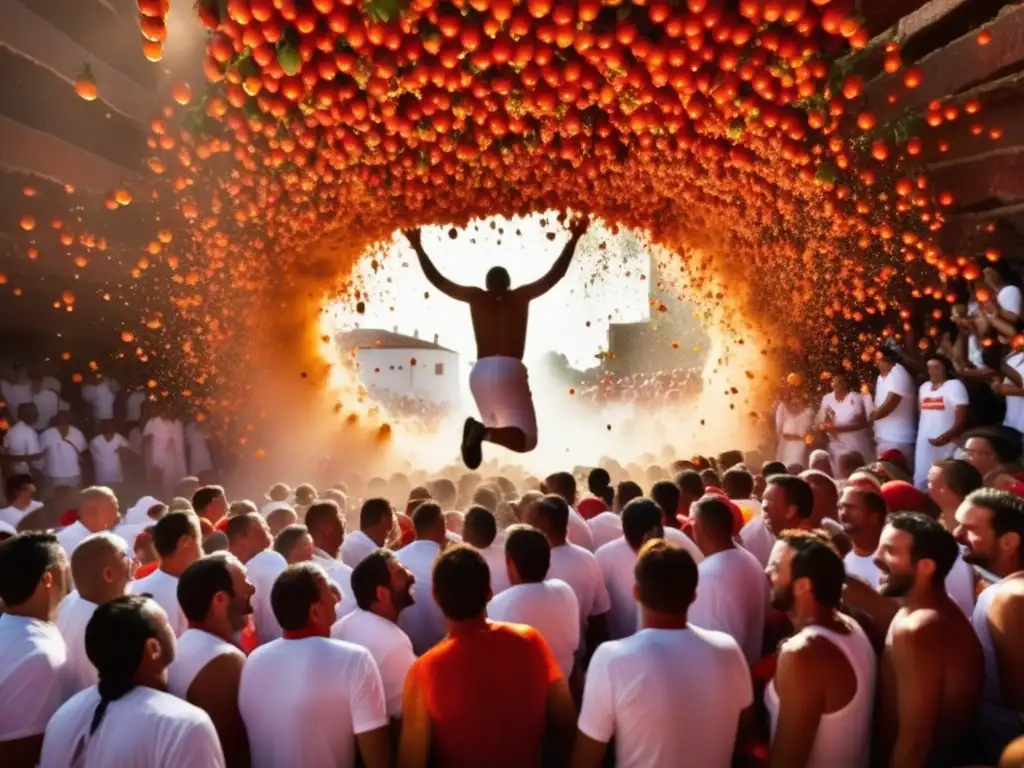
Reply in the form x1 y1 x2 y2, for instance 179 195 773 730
166 628 244 700
765 620 876 768
972 581 1024 736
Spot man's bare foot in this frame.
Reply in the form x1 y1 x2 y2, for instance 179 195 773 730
461 417 486 470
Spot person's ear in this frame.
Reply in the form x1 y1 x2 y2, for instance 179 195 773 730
144 636 162 663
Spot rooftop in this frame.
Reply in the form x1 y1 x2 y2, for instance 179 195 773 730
336 329 457 354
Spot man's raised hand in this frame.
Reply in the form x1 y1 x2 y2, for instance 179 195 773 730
402 228 422 250
568 214 591 240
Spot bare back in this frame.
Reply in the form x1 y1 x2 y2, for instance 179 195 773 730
468 288 533 360
877 600 983 765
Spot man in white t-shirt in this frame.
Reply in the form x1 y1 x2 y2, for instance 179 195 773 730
142 402 187 494
169 553 253 768
2 403 42 476
462 505 511 596
488 525 580 678
306 500 357 619
28 374 60 432
526 494 611 657
226 513 288 646
0 532 72 767
239 563 390 768
341 497 395 568
39 595 226 768
838 486 889 589
332 549 416 719
39 412 87 494
574 539 754 767
131 511 203 636
0 474 44 531
688 496 769 665
870 352 918 472
80 372 119 425
596 498 666 640
1 376 32 424
396 502 448 654
543 472 596 551
88 420 132 490
56 486 122 559
57 533 133 695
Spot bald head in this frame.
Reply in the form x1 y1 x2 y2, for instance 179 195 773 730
78 487 120 533
71 532 130 604
267 506 298 536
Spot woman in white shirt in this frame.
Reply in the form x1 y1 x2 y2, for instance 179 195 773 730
776 389 814 468
914 355 969 488
816 371 874 477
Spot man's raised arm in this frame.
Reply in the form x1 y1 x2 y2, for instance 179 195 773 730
519 216 590 301
403 228 479 302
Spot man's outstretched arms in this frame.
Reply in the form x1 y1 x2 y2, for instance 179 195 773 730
403 229 480 302
518 216 590 301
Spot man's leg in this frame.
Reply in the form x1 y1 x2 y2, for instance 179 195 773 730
483 426 528 453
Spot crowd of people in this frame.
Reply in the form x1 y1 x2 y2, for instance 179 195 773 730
0 426 1023 767
573 368 704 411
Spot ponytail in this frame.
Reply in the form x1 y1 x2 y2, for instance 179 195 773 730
89 675 136 734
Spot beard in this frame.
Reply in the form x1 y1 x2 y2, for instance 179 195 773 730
229 597 254 631
961 548 992 570
770 584 794 613
878 569 915 598
394 584 415 611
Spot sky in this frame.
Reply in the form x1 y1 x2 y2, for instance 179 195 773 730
326 213 654 374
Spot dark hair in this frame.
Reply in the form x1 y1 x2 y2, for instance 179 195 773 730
699 469 721 488
225 513 260 542
4 473 34 501
768 475 815 520
273 524 311 559
887 512 959 584
622 498 664 550
411 501 444 535
964 427 1024 464
350 549 394 611
0 532 63 605
780 530 845 607
848 488 888 522
649 481 679 519
270 563 326 631
486 265 511 291
762 461 788 478
925 353 956 381
616 481 644 509
534 494 570 538
588 468 611 495
177 553 236 622
85 595 164 734
471 486 499 513
933 460 983 499
635 540 698 613
964 488 1024 565
432 545 490 621
429 478 457 508
504 525 550 582
152 511 199 558
722 468 754 499
674 470 705 498
463 506 497 548
360 498 393 531
305 500 342 533
692 496 736 539
544 472 577 503
191 485 224 513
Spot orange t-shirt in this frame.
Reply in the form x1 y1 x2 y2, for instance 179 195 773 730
408 621 561 768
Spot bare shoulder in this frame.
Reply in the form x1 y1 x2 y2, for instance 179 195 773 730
991 578 1024 612
779 631 843 673
890 608 946 648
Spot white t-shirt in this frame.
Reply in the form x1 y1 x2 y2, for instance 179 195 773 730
873 364 917 444
579 627 753 767
131 569 187 636
185 421 214 476
0 614 70 741
739 513 777 568
917 379 969 440
999 284 1023 316
776 403 815 466
143 417 187 484
664 527 705 565
126 390 147 423
549 542 612 633
818 392 873 458
340 530 381 569
588 512 623 550
2 381 32 419
239 637 388 768
89 433 130 485
0 500 44 530
3 421 41 474
1004 352 1024 432
844 552 882 589
32 388 60 431
81 380 118 421
567 507 596 552
40 426 86 479
395 540 447 655
313 550 357 621
166 628 245 700
472 542 511 596
56 593 100 694
488 580 580 678
56 521 96 559
246 549 288 645
39 685 225 768
595 538 643 640
331 609 415 717
688 548 769 665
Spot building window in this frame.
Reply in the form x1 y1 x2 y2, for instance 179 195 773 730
435 362 444 376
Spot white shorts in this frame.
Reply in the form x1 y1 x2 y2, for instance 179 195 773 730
469 356 538 450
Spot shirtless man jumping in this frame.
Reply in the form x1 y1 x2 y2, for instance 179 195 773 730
403 217 590 469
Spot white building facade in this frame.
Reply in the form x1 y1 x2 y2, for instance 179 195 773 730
338 329 461 406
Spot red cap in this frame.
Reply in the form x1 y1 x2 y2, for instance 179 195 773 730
878 449 910 475
59 509 79 527
395 513 415 547
880 481 929 513
577 497 608 520
696 492 745 535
